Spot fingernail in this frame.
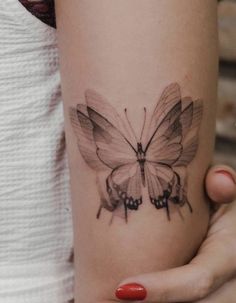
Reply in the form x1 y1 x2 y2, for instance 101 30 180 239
115 283 147 301
215 170 236 185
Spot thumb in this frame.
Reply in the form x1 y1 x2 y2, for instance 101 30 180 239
116 265 208 302
206 165 236 204
115 248 235 302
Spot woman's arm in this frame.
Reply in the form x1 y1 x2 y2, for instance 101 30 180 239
55 1 218 302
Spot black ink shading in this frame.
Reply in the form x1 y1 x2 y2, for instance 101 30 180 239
69 83 203 222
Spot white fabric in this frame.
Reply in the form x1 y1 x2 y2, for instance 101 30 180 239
0 1 74 302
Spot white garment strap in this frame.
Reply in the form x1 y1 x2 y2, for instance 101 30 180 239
0 0 74 302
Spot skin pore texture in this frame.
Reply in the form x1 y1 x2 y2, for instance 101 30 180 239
55 1 218 302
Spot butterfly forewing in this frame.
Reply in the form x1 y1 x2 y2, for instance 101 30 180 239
87 107 137 169
145 101 183 165
85 89 136 146
69 105 107 171
174 99 203 167
144 83 181 146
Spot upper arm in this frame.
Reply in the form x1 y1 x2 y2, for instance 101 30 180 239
55 1 218 302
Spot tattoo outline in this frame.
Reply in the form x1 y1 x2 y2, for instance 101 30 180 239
69 83 203 222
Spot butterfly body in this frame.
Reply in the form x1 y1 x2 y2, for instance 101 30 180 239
69 83 203 222
136 142 146 187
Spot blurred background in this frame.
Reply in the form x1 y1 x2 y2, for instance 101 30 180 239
216 0 236 168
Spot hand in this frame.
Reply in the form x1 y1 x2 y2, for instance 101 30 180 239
115 165 236 302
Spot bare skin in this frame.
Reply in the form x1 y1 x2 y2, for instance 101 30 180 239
55 1 218 302
117 167 236 302
67 165 236 303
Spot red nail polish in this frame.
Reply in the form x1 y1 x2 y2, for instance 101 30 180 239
115 283 147 301
216 170 236 185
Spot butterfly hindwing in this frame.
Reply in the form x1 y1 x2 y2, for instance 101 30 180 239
145 162 173 217
104 162 143 221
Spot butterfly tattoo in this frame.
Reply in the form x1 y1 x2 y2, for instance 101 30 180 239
69 83 203 222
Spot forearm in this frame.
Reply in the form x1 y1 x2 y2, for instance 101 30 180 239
55 1 218 302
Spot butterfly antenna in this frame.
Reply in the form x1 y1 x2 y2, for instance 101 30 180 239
124 108 138 142
140 107 147 142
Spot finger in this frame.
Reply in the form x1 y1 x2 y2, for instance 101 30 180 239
206 165 236 204
115 244 236 302
195 277 236 303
